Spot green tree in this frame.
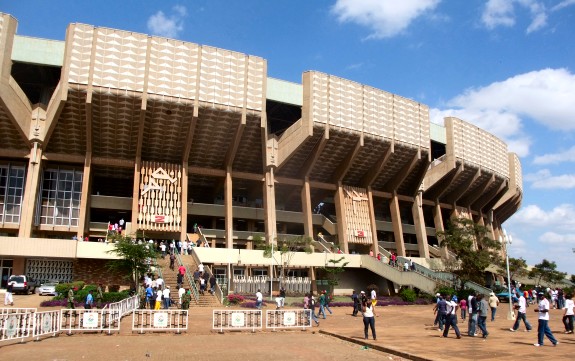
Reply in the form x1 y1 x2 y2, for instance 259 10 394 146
436 217 502 291
502 257 529 281
321 256 349 294
254 234 312 285
528 259 567 286
106 233 156 289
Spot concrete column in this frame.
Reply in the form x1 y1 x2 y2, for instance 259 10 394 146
334 183 348 254
432 201 449 258
18 145 43 238
225 167 233 248
412 194 429 258
131 157 141 233
180 163 188 242
367 187 379 257
389 192 406 257
263 167 277 245
301 177 313 239
77 154 92 239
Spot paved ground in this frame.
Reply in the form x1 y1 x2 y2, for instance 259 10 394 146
1 293 573 360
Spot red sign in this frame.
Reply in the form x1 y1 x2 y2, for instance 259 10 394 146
356 230 365 238
154 215 165 223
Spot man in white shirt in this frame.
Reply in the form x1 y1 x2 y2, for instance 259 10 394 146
370 289 377 315
562 293 574 334
255 289 263 309
442 295 461 338
156 276 164 290
178 286 186 306
162 286 171 309
533 292 558 347
509 293 532 332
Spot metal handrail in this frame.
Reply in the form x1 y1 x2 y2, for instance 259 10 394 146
188 247 223 304
174 252 199 303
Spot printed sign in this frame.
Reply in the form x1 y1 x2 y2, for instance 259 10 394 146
282 312 296 326
356 230 365 238
153 312 169 327
82 312 99 328
231 312 245 327
5 315 18 337
41 313 53 333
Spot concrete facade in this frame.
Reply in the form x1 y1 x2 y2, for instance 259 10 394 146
0 13 522 289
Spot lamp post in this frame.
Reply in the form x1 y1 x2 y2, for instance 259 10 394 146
499 229 515 321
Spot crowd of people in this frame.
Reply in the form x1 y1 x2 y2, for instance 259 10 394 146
431 288 574 347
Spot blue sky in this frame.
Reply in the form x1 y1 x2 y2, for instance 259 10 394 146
3 0 575 274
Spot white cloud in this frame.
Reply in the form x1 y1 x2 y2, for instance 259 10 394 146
533 146 575 165
331 0 441 39
510 203 575 231
552 0 575 11
147 6 188 38
431 68 575 157
539 231 575 244
482 0 548 33
482 0 516 29
523 169 575 189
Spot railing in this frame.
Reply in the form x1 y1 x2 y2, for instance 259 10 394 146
203 263 224 304
274 277 311 294
0 308 35 343
132 309 188 334
213 309 262 333
266 309 312 330
175 251 200 304
396 256 451 288
60 308 120 335
33 310 61 341
197 227 210 247
316 234 334 253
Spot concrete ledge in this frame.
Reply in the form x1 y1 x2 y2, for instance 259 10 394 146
319 329 435 361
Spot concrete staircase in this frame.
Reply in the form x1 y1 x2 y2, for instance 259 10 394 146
155 255 220 307
180 254 220 307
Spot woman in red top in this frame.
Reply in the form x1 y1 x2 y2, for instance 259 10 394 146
459 298 468 320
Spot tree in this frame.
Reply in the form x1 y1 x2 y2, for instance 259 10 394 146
320 256 349 294
436 217 502 291
499 257 528 281
106 233 156 289
254 234 313 285
528 259 567 286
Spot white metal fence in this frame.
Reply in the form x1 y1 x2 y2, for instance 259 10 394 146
60 309 120 335
104 295 140 320
266 309 312 331
32 310 61 341
212 309 262 332
0 308 35 343
132 310 188 334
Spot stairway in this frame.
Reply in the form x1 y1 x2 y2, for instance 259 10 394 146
179 254 220 307
154 256 184 305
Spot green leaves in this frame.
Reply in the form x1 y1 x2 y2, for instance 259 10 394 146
528 259 567 286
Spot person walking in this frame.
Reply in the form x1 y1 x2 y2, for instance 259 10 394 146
318 291 328 319
85 290 94 309
351 290 360 316
362 297 376 340
562 293 574 334
434 295 448 331
162 286 171 309
533 291 558 347
510 293 532 332
488 292 500 321
169 252 175 271
4 281 15 306
476 294 489 339
96 283 104 307
459 298 467 320
67 287 76 309
468 292 478 337
304 293 319 326
255 289 263 309
442 295 461 339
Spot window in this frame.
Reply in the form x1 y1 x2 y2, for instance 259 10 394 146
252 269 268 277
38 168 83 227
0 165 25 224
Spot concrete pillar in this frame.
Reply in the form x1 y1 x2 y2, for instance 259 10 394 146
412 194 429 258
367 187 379 257
130 157 141 233
225 167 233 248
77 154 92 239
301 177 313 239
433 201 449 258
18 145 43 238
389 192 406 257
180 163 188 242
334 183 348 254
263 167 277 245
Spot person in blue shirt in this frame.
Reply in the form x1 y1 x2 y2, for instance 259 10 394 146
85 290 94 309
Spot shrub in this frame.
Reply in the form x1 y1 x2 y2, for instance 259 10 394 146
103 290 131 303
108 284 121 292
399 288 417 302
435 286 456 297
227 294 245 304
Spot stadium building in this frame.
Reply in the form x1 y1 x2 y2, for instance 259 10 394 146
0 13 522 295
